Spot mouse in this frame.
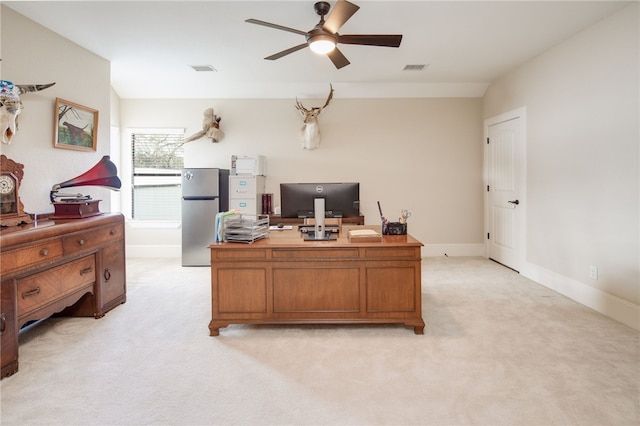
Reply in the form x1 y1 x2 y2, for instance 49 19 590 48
277 223 284 228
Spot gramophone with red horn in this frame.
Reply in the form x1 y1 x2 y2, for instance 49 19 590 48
50 155 121 219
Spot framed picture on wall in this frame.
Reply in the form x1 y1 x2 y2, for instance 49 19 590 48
54 98 98 151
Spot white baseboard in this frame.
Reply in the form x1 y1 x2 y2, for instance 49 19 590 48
521 262 640 331
421 243 486 257
126 245 181 259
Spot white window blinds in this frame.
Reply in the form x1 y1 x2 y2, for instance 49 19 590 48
131 131 184 220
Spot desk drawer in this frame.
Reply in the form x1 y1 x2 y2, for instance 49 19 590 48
363 247 421 259
1 240 63 275
273 248 359 260
63 224 124 256
17 255 96 318
213 249 268 260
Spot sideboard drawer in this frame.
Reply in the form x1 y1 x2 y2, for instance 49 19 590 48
63 224 124 256
17 255 96 319
1 240 63 275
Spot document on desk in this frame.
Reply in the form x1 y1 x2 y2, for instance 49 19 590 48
347 229 382 242
269 225 294 230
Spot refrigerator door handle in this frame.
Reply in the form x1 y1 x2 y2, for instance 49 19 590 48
183 196 219 201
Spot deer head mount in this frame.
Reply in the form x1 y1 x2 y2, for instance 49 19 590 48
295 84 334 150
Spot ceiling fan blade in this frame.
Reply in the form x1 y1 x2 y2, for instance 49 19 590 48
338 34 403 48
245 18 307 36
264 43 309 61
327 47 350 69
323 0 360 34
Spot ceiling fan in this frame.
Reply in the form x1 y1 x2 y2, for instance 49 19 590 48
245 0 403 69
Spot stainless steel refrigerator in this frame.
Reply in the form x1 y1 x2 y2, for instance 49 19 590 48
181 168 229 266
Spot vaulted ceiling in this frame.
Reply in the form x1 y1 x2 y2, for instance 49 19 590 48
3 1 630 98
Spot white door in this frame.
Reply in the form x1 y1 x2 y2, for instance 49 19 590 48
486 114 525 271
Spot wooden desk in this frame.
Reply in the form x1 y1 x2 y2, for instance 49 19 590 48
1 213 126 379
209 226 424 335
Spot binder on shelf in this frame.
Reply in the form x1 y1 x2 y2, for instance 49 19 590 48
261 193 273 214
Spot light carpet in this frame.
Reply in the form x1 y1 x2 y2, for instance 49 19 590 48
1 257 638 425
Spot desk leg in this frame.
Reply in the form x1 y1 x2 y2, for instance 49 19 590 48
209 320 229 336
408 320 425 335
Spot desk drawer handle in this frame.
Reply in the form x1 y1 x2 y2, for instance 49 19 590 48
77 239 86 246
80 266 94 276
1 313 6 335
40 248 49 257
22 287 41 299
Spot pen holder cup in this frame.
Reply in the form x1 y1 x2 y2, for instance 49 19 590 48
383 222 407 235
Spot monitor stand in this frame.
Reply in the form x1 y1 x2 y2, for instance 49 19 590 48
303 230 337 241
303 198 336 241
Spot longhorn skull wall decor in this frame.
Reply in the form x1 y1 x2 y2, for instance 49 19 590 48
183 108 225 143
0 80 56 144
296 84 334 150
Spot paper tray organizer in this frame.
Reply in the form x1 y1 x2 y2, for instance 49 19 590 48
216 213 269 243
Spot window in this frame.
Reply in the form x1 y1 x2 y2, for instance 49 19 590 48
131 131 184 220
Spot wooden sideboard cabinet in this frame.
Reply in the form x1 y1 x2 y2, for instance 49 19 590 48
0 213 126 379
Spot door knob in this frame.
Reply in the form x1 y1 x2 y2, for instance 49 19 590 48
508 200 520 205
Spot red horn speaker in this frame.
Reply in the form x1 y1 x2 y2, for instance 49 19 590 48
52 155 121 193
50 156 121 220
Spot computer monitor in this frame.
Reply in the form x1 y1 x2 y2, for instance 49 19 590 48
280 182 360 218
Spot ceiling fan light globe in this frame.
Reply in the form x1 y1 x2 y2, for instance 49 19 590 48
309 38 336 54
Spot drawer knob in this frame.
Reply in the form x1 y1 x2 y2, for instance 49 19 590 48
110 229 116 236
78 239 85 246
40 248 49 257
22 287 41 299
1 313 5 334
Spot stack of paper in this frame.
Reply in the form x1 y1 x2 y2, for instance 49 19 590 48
347 228 382 242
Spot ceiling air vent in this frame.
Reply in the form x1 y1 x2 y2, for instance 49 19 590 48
189 65 217 72
403 64 427 71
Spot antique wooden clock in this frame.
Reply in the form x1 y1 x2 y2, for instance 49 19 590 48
0 155 33 227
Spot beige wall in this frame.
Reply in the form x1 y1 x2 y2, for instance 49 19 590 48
484 3 639 326
1 6 112 214
119 97 484 256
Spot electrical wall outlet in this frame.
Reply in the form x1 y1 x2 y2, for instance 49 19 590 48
589 265 598 280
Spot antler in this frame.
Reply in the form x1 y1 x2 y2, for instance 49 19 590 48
321 83 334 109
295 98 309 114
295 84 334 114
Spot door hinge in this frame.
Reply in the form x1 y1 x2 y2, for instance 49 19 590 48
486 137 490 144
487 233 490 240
487 185 490 192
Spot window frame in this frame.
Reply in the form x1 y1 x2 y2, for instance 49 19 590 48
123 128 185 224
